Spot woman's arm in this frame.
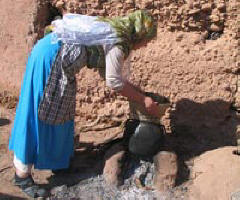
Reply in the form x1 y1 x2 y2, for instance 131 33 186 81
118 81 161 118
105 46 161 118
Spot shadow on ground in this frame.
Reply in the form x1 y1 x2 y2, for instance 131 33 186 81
167 98 238 186
46 143 106 190
45 97 238 191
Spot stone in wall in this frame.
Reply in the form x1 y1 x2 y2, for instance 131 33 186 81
50 0 230 33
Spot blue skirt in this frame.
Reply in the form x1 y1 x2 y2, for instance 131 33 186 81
9 34 74 170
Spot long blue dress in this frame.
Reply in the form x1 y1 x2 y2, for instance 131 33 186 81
9 34 74 170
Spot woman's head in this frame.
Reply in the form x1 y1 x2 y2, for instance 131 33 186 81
100 10 157 55
128 10 157 44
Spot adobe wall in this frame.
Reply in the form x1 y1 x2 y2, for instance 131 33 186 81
0 0 35 96
52 0 238 142
0 0 239 143
0 0 60 107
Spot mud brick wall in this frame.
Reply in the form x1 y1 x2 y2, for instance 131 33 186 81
50 0 238 143
0 0 239 144
52 0 233 33
0 0 35 96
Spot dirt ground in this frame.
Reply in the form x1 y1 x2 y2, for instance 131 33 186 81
0 106 104 199
1 106 240 200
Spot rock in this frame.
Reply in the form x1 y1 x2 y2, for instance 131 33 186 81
181 20 188 28
200 30 209 40
187 0 194 9
55 0 65 9
79 2 86 8
176 33 184 41
217 3 226 11
177 7 183 15
142 0 152 8
193 34 201 44
189 21 198 28
219 13 226 21
153 9 160 15
171 15 178 23
92 96 101 103
167 22 177 29
189 147 240 200
193 2 200 8
103 143 126 186
91 2 100 9
201 3 212 11
116 3 123 9
210 14 220 22
126 0 133 4
188 9 200 15
153 151 178 192
164 9 171 16
184 48 190 53
210 23 223 32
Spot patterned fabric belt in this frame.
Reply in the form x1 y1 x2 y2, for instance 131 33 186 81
38 43 87 125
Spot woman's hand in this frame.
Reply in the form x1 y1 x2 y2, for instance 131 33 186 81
143 96 161 118
119 81 168 118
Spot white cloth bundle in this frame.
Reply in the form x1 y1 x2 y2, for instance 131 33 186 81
51 13 120 46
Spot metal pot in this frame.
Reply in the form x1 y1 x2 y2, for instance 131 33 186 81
128 120 165 157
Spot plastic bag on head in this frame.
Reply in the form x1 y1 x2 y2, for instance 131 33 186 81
51 13 120 46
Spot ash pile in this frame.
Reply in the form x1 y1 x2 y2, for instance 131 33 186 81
50 150 181 200
49 93 185 199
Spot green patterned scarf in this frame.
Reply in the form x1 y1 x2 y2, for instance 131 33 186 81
99 10 157 57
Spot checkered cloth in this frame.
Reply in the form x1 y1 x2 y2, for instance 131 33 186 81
86 45 106 70
38 43 87 124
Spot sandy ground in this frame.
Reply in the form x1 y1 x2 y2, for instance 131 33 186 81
1 106 240 200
